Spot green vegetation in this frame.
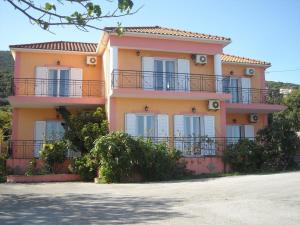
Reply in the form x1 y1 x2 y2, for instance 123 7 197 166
223 118 300 173
91 132 188 183
0 153 7 182
0 106 11 141
275 89 300 131
0 51 14 102
266 80 300 90
40 140 68 173
57 106 109 154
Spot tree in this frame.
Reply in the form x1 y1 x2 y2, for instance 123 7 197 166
4 0 140 33
274 89 300 131
57 106 108 154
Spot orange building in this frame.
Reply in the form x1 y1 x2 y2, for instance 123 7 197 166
7 26 285 174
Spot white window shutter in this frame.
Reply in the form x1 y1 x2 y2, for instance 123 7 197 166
125 113 137 136
34 121 46 158
244 125 254 140
177 59 190 91
241 78 251 103
35 67 48 96
142 57 154 89
204 116 215 137
203 116 216 155
174 115 184 151
157 114 169 137
70 68 83 97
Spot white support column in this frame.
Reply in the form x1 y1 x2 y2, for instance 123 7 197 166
214 54 222 93
110 46 118 89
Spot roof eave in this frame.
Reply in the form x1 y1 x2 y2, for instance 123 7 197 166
108 32 231 46
222 61 271 68
9 47 98 55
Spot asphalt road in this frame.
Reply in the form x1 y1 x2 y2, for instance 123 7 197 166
0 171 299 225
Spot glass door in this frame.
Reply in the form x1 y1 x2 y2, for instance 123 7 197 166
137 115 155 137
154 60 164 90
48 69 58 96
59 69 70 97
154 59 176 91
166 61 175 90
47 69 70 97
230 78 240 103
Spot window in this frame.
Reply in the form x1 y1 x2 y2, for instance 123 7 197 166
34 120 65 157
154 59 176 90
223 77 251 103
136 115 155 137
184 116 204 137
226 125 254 143
48 69 70 97
45 121 65 140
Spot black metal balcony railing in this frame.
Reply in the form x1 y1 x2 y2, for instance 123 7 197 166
11 78 105 97
112 70 223 93
134 136 249 157
1 140 81 159
111 70 283 104
223 87 283 104
1 137 251 159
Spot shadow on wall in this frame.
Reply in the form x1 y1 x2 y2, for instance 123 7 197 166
0 193 184 224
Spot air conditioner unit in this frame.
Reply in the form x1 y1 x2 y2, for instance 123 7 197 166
208 99 220 110
86 56 97 65
245 68 255 76
195 54 207 64
249 113 258 123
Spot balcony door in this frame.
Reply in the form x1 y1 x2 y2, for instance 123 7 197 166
226 125 254 144
154 59 176 91
223 77 251 103
48 69 70 97
35 67 82 97
142 57 190 91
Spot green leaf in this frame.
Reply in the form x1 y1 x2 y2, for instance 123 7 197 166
118 0 133 13
44 2 55 11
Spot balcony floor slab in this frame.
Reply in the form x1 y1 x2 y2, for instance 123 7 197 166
8 96 106 108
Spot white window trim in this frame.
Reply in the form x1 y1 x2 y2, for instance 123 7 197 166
47 68 71 97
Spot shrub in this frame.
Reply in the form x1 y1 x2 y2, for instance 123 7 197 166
0 153 6 182
25 158 37 176
72 154 99 181
92 132 187 183
222 139 264 173
257 118 300 171
223 118 300 173
40 140 67 173
57 106 108 153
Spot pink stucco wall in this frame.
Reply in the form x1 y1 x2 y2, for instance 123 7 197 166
181 157 225 174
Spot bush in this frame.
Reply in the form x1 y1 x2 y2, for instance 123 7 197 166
92 132 187 183
222 139 264 173
72 154 99 181
0 153 6 182
40 140 67 173
223 119 300 173
25 158 37 176
257 118 300 171
57 106 108 153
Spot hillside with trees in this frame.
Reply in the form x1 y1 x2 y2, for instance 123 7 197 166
0 51 14 102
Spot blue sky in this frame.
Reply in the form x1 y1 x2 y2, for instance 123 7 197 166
0 0 299 84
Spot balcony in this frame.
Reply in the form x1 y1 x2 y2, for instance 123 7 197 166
111 70 231 101
1 137 245 159
223 87 285 113
8 78 105 107
134 136 247 157
1 140 80 159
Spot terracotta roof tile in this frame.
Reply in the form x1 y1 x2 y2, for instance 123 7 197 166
104 26 231 42
221 54 271 66
9 41 97 53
